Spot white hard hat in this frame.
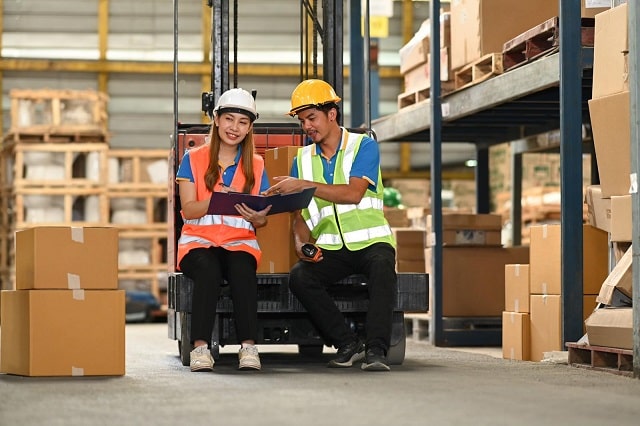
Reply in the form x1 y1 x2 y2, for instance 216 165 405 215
214 88 258 121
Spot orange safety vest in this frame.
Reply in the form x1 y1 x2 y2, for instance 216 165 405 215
176 143 264 268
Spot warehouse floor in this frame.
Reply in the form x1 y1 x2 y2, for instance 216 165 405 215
1 323 639 426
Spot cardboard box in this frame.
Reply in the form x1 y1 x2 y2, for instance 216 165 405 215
502 311 530 361
425 246 529 316
530 224 608 295
585 307 632 349
428 213 502 247
450 0 558 70
394 228 426 261
610 195 631 242
592 4 628 99
582 224 609 295
384 207 411 227
529 224 561 295
505 264 529 313
583 294 598 332
399 30 430 74
258 146 301 273
15 227 119 290
589 90 630 198
403 62 430 92
582 0 610 19
584 185 611 233
530 294 561 362
0 289 125 376
597 245 632 304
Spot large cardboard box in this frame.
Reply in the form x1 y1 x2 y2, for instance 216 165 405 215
400 33 430 75
597 245 632 304
450 0 558 70
425 246 529 317
530 224 608 295
0 289 125 376
610 195 631 242
15 227 119 290
502 311 530 361
584 185 611 233
505 264 529 313
588 90 630 198
592 4 628 99
530 294 561 362
585 307 633 350
257 146 300 273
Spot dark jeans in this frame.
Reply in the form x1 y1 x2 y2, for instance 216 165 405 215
289 242 397 352
179 247 258 345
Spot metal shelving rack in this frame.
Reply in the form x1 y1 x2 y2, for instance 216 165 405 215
373 0 639 369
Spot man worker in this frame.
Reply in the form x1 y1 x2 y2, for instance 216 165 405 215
265 79 398 371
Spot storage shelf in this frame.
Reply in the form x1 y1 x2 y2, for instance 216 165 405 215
373 49 593 145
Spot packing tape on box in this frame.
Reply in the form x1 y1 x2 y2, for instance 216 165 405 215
629 173 637 194
514 264 521 276
514 299 520 312
71 227 84 243
68 274 81 289
542 283 548 296
71 367 85 376
542 224 548 239
72 289 85 300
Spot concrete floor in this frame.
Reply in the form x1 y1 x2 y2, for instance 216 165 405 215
1 323 640 426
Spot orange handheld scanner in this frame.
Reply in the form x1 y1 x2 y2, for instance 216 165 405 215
301 243 322 262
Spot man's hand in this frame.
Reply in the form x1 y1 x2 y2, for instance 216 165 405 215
263 176 304 196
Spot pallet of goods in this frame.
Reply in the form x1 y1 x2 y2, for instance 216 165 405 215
453 53 503 91
7 89 109 141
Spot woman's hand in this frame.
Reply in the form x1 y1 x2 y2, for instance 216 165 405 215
234 203 271 227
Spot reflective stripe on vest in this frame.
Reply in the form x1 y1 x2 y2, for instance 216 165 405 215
297 129 395 250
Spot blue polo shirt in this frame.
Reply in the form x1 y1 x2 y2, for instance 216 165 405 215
290 134 380 190
176 147 270 192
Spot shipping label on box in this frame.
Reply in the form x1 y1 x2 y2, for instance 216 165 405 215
15 227 119 290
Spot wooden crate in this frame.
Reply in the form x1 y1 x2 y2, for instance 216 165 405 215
9 89 109 136
3 142 108 189
118 229 168 270
118 269 168 308
12 188 108 228
107 191 168 231
107 149 170 191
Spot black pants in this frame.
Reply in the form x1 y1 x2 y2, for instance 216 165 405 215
179 247 258 345
289 242 397 352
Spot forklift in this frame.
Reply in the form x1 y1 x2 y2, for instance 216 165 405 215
166 0 428 365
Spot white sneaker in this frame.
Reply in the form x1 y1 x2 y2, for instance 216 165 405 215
190 345 214 372
238 346 261 370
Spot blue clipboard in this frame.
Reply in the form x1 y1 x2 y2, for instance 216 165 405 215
207 187 316 216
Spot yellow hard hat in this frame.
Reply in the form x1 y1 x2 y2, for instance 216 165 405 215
287 79 341 116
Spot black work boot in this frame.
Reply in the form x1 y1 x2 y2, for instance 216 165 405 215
327 339 365 368
361 346 391 372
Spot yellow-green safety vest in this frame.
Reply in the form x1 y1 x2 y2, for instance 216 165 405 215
296 129 396 251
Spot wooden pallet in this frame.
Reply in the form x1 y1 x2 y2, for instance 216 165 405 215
566 342 633 377
454 53 503 90
397 81 456 109
3 142 108 189
502 16 595 72
2 130 109 145
107 190 168 230
118 229 168 270
9 88 109 136
107 149 169 191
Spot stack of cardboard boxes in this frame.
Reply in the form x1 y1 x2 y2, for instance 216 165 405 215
502 224 609 361
424 213 529 317
583 2 634 351
1 227 125 376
